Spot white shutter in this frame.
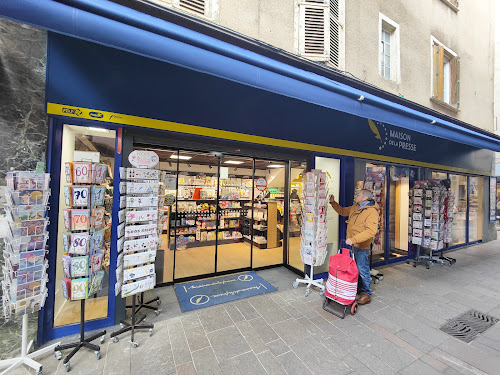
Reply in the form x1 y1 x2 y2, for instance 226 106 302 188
299 1 329 60
329 0 340 67
179 0 206 16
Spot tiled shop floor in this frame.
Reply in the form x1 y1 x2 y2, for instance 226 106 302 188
5 241 500 374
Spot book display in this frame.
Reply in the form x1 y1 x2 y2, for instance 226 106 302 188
54 162 108 371
293 169 329 296
0 171 60 375
407 179 456 268
112 150 161 347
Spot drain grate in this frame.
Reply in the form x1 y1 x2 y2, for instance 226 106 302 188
440 310 499 343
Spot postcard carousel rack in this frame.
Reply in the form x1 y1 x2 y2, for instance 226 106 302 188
53 161 109 372
0 170 60 375
293 169 329 296
112 150 162 348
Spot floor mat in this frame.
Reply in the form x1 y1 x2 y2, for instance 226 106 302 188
174 271 277 312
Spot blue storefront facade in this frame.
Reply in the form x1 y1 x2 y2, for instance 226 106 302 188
2 0 499 344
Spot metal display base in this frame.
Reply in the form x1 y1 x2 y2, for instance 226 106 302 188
0 314 60 375
292 264 325 297
407 245 451 269
54 300 106 372
111 295 153 348
125 292 161 317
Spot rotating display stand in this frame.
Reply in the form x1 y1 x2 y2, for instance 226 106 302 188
0 171 60 375
112 151 161 347
293 170 329 296
54 161 109 372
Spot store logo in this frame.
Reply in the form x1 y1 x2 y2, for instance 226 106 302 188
109 115 123 120
190 294 210 305
89 111 104 118
238 274 253 282
62 107 82 116
368 119 387 150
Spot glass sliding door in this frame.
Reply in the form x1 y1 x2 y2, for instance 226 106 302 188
173 150 218 278
216 155 252 272
449 174 467 245
54 125 115 327
287 161 306 271
468 177 483 242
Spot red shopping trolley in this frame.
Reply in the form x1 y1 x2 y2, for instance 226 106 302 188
323 244 359 318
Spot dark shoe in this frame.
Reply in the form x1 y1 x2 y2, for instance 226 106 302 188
357 292 371 305
355 293 362 302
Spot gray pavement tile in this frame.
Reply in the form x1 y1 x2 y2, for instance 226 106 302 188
309 314 340 336
168 320 192 366
470 340 500 358
219 351 267 375
283 303 305 319
350 344 397 375
191 347 222 375
394 329 435 353
341 354 376 375
207 326 251 362
321 328 359 359
177 361 198 375
275 351 313 375
53 338 108 375
233 300 260 320
234 320 268 354
271 318 314 346
181 313 202 330
247 317 280 343
198 306 234 333
368 323 424 359
249 296 292 325
442 367 466 375
395 359 444 375
185 325 211 352
438 337 500 375
265 338 290 357
420 354 449 372
224 303 246 323
131 329 177 375
288 299 321 319
473 334 500 352
101 337 131 375
256 350 288 375
290 339 351 375
297 316 329 340
428 347 488 375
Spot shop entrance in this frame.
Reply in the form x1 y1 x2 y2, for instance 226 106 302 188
133 147 294 282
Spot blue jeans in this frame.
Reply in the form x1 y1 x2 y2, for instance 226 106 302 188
353 247 371 296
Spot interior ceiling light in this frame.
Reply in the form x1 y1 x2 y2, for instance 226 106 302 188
170 155 192 160
86 127 109 132
267 164 285 168
224 160 244 165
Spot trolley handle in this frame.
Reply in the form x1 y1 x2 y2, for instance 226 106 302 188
339 241 355 261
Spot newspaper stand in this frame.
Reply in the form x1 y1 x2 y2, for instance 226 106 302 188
0 171 60 375
111 151 161 347
293 170 329 296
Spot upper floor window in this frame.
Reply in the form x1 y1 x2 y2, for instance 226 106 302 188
149 0 218 20
431 37 460 108
296 0 345 70
379 14 400 83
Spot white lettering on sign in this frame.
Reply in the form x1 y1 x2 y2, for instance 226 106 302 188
389 129 417 152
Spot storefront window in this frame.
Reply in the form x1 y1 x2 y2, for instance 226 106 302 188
449 174 467 245
431 171 448 180
468 177 483 242
388 166 417 259
54 125 115 327
287 162 306 271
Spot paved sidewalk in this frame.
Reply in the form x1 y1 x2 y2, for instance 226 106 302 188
9 241 500 374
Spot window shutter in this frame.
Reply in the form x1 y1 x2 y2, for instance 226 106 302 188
432 45 440 98
434 45 444 101
329 0 340 68
450 56 460 106
299 1 329 59
179 0 205 16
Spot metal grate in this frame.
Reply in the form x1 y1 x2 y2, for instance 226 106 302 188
440 310 499 343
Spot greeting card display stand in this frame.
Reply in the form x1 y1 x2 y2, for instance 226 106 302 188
112 153 161 348
293 170 329 297
125 291 161 317
1 171 60 375
407 179 455 269
54 161 109 372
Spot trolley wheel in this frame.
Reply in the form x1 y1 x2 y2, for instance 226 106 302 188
131 341 139 348
95 351 101 360
157 300 161 306
379 275 384 281
319 288 325 297
155 309 162 316
100 335 105 344
54 351 62 360
149 328 153 337
406 260 410 264
65 362 71 372
293 281 299 289
112 336 119 343
413 263 417 267
351 302 358 315
120 323 124 328
373 277 379 284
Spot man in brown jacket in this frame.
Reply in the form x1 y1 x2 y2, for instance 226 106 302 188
329 189 379 305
